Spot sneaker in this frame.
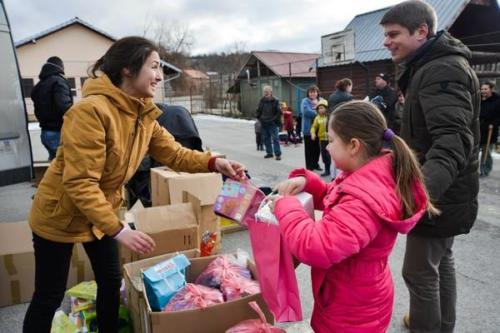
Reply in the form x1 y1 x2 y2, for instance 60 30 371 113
314 166 323 171
320 171 330 177
276 155 282 161
403 314 410 329
264 154 273 158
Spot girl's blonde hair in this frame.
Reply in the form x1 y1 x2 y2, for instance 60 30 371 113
330 101 439 218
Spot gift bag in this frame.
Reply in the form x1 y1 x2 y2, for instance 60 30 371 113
213 179 266 226
247 217 302 322
142 254 190 311
225 301 286 333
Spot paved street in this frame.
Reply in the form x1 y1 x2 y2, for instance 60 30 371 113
1 114 499 332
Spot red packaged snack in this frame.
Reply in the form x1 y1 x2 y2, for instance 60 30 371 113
225 301 286 333
163 283 224 312
220 277 261 301
195 255 252 288
200 231 217 257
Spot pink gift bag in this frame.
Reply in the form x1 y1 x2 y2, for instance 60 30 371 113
247 216 302 323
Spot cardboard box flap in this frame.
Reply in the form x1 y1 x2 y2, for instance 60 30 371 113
151 168 222 206
134 203 198 234
0 222 33 255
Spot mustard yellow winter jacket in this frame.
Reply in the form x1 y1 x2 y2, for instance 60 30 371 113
310 114 328 141
29 75 212 243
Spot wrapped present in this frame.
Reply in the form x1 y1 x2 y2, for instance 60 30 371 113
225 301 286 333
163 283 224 312
214 179 265 226
196 255 252 288
220 277 261 301
143 254 190 311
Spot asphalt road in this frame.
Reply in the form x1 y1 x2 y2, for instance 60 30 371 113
1 114 499 332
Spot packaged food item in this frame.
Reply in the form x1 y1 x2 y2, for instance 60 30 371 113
255 192 314 225
195 255 252 288
220 276 261 301
70 296 94 313
142 254 190 311
163 283 224 312
225 301 286 333
214 179 266 226
200 231 217 256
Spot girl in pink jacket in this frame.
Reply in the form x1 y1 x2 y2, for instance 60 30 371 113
273 101 438 332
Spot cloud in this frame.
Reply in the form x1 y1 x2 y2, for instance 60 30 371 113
4 0 400 54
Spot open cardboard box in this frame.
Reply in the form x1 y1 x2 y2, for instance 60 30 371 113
120 192 202 264
140 254 274 333
0 221 93 307
123 249 200 333
150 168 223 253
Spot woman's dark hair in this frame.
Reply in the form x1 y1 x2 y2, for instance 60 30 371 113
330 100 438 218
306 85 320 98
89 36 159 86
335 78 352 91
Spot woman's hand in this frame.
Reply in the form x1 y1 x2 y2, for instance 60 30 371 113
115 228 156 255
274 176 306 196
215 158 246 181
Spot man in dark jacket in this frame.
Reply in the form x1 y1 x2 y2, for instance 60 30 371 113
479 81 500 177
381 1 480 332
31 56 73 160
369 73 398 133
256 85 282 160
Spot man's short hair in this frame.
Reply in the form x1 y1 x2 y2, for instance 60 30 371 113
263 85 272 93
380 0 437 38
482 81 496 90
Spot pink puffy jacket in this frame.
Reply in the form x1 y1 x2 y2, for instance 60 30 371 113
274 153 428 333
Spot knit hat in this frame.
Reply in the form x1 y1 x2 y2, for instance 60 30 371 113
46 56 64 71
316 99 328 110
376 73 390 83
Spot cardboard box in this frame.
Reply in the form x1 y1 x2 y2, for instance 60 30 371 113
141 255 274 333
0 222 94 307
123 249 200 333
150 168 223 253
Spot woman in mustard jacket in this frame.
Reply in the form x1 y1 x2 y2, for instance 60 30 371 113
24 36 245 333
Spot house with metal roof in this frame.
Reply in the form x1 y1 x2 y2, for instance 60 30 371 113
15 17 181 121
317 0 500 98
231 51 319 117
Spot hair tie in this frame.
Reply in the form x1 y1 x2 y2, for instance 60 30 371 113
383 128 395 141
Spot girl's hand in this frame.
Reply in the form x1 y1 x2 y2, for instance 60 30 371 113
275 176 306 196
267 194 283 213
115 228 156 255
215 159 246 181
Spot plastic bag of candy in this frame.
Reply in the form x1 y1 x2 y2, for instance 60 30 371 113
225 301 286 333
195 255 252 288
163 283 224 312
220 276 261 301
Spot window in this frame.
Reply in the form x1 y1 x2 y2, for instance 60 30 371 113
21 78 34 97
67 77 77 96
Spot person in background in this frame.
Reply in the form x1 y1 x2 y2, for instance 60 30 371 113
479 81 500 177
281 102 297 146
301 85 324 170
271 101 436 332
369 73 397 132
327 78 354 113
310 100 331 177
24 36 246 333
394 90 405 134
31 56 73 160
255 118 264 151
256 85 282 160
381 1 480 331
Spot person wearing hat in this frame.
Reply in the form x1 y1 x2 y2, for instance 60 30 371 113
281 101 297 146
31 56 74 160
310 99 331 176
369 73 398 133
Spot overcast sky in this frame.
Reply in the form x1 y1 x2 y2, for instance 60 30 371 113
5 0 403 55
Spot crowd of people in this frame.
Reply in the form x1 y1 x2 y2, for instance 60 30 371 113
27 0 498 332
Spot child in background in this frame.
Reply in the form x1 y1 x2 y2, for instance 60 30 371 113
281 102 297 146
271 101 438 333
310 100 330 177
254 119 264 151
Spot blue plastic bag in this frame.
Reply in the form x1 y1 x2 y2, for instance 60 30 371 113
143 254 191 311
